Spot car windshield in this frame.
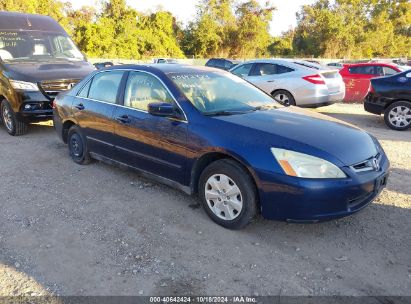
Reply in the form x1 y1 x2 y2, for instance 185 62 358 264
0 30 84 62
168 71 281 115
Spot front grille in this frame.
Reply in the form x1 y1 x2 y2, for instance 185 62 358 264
350 153 381 173
39 79 80 98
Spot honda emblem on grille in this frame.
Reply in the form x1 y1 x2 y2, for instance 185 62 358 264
372 158 380 171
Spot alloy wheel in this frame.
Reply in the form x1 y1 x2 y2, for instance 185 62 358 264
388 106 411 128
204 174 243 221
274 93 290 106
2 106 13 131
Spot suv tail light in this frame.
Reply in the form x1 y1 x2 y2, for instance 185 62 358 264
302 74 326 85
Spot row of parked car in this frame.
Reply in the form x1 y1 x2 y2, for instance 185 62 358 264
204 58 411 130
0 11 401 229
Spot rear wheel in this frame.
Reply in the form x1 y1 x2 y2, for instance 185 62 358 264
67 125 91 165
1 100 28 136
271 90 296 106
384 101 411 131
198 159 257 229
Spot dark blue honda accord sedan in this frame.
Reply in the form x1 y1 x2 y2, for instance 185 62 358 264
53 64 389 229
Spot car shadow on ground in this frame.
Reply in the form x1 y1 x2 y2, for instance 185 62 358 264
28 122 54 135
0 121 54 137
246 201 410 245
387 168 411 195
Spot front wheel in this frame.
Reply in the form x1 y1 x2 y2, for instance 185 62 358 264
1 100 28 136
67 125 91 165
198 159 258 229
384 101 411 131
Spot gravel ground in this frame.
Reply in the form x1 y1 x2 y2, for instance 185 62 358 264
0 103 410 297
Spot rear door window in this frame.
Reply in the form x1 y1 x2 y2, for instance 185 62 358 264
250 63 277 76
88 71 124 103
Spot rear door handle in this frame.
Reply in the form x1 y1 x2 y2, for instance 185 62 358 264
115 115 130 124
74 103 85 110
267 80 275 83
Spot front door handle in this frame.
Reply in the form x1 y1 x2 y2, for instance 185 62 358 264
74 103 85 110
267 80 275 83
115 115 130 124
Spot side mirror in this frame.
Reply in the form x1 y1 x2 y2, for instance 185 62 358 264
406 72 411 78
148 102 175 117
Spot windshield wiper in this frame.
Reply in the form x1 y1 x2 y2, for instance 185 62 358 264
203 110 255 116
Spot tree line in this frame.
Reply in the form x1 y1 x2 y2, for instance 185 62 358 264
0 0 410 59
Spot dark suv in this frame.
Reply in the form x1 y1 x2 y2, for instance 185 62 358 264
205 58 240 71
0 12 95 135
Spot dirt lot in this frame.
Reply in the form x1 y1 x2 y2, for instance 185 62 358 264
0 103 410 297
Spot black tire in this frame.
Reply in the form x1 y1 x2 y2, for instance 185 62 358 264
384 101 411 131
198 159 258 229
67 125 91 165
1 100 28 136
271 90 296 106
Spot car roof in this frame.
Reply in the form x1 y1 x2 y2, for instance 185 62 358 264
102 64 227 75
344 62 398 67
235 58 327 71
0 11 66 33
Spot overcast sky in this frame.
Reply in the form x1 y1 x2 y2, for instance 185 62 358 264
68 0 316 36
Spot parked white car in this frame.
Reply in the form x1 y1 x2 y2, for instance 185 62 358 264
230 59 345 107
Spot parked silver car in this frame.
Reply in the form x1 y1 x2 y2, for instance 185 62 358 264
230 59 345 107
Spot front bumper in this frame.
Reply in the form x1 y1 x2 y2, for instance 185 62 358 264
14 91 54 122
256 153 390 222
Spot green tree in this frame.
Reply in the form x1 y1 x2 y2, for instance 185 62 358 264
292 0 411 58
234 0 275 58
183 0 237 57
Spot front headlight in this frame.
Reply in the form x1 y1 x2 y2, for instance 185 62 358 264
9 80 39 91
271 148 346 179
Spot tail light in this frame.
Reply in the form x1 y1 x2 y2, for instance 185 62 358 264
302 74 326 85
369 84 375 93
52 99 57 109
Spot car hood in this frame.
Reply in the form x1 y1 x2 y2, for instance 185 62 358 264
2 60 95 82
215 107 378 166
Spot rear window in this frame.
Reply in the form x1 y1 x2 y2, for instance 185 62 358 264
206 59 218 67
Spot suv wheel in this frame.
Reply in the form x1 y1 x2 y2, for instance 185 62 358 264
1 100 28 136
68 125 91 165
384 101 411 131
199 159 257 229
271 90 296 106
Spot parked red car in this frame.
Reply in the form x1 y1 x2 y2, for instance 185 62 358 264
339 63 403 102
